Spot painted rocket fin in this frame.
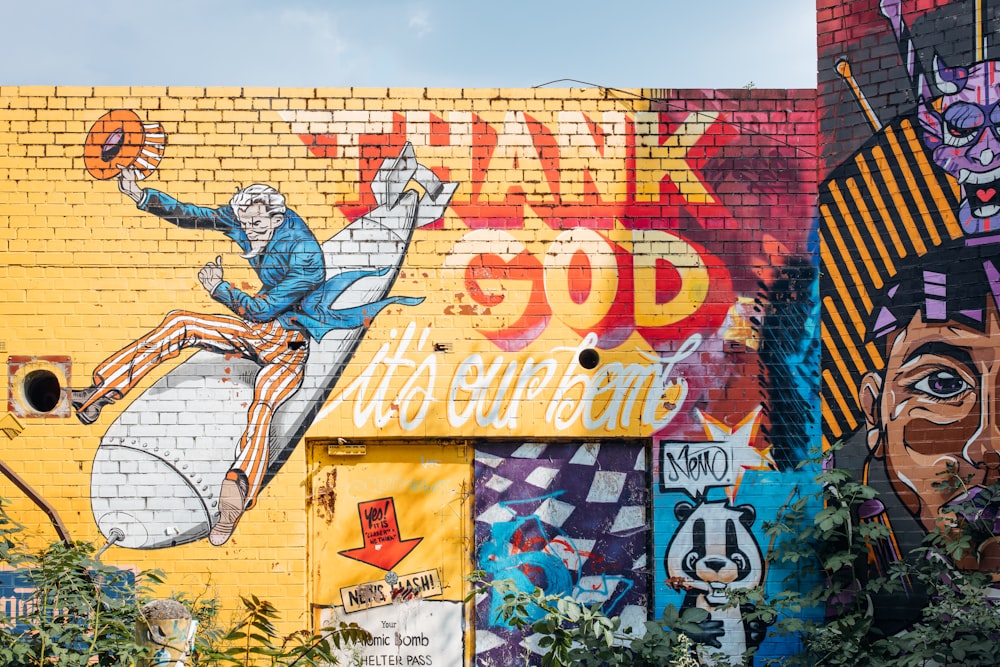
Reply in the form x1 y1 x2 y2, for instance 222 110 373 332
372 142 457 227
415 181 459 228
372 143 417 209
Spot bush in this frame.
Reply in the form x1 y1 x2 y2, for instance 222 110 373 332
0 499 369 666
192 593 370 666
0 508 160 666
468 572 716 666
746 446 1000 666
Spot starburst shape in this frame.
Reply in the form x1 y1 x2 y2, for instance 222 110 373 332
695 407 773 502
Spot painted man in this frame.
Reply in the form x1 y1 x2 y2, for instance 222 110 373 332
71 167 420 546
846 235 1000 629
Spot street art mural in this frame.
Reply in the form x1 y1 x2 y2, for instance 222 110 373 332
664 499 766 657
283 101 817 447
820 0 1000 634
0 85 816 664
283 94 817 665
652 407 822 662
74 110 457 549
473 441 648 665
635 98 820 662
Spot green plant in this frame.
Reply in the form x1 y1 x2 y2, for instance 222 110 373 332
631 604 721 666
468 572 714 666
741 455 896 665
0 497 367 667
191 593 370 666
881 462 1000 665
0 538 163 666
744 445 1000 666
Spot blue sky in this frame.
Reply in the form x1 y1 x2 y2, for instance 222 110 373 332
1 0 816 89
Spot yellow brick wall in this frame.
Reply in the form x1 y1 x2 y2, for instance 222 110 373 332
0 86 667 629
0 86 818 655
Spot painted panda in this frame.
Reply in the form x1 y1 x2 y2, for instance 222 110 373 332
664 499 768 658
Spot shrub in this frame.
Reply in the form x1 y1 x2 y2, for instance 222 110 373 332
468 572 716 666
0 499 369 666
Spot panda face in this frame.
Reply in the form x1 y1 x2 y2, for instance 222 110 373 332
665 500 764 606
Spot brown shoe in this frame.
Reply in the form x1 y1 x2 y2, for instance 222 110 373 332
70 386 114 425
209 471 248 546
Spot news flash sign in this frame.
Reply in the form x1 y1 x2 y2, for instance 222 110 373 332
340 569 443 613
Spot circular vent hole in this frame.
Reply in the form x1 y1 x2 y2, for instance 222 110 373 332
578 349 600 370
24 369 62 413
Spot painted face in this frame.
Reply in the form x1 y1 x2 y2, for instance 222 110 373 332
236 202 284 244
863 305 1000 574
921 62 1000 231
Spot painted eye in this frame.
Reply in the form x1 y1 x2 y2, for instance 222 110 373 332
731 551 749 570
948 124 978 138
943 102 986 147
944 121 982 147
912 370 973 399
990 103 1000 126
684 552 700 571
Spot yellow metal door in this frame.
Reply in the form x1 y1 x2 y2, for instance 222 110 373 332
308 440 472 665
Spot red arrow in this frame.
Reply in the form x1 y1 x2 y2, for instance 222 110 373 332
339 497 422 571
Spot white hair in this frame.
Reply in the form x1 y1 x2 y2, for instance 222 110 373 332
230 184 286 217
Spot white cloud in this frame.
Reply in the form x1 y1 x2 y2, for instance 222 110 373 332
408 8 432 38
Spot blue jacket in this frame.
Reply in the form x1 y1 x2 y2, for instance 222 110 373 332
138 189 421 340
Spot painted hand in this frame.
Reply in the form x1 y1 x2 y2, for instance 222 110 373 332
198 256 223 294
117 166 143 203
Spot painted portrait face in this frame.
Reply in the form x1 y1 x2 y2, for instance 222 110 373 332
920 62 1000 230
236 202 284 244
861 304 1000 574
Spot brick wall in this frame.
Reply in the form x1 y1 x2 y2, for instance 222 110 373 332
0 86 817 664
819 0 1000 637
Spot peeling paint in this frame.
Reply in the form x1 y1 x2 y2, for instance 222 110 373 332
315 469 338 523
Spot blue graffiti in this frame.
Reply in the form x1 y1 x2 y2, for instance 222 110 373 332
478 497 634 628
758 247 820 470
479 516 572 627
572 573 634 612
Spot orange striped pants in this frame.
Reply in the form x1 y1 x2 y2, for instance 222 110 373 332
81 310 308 507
